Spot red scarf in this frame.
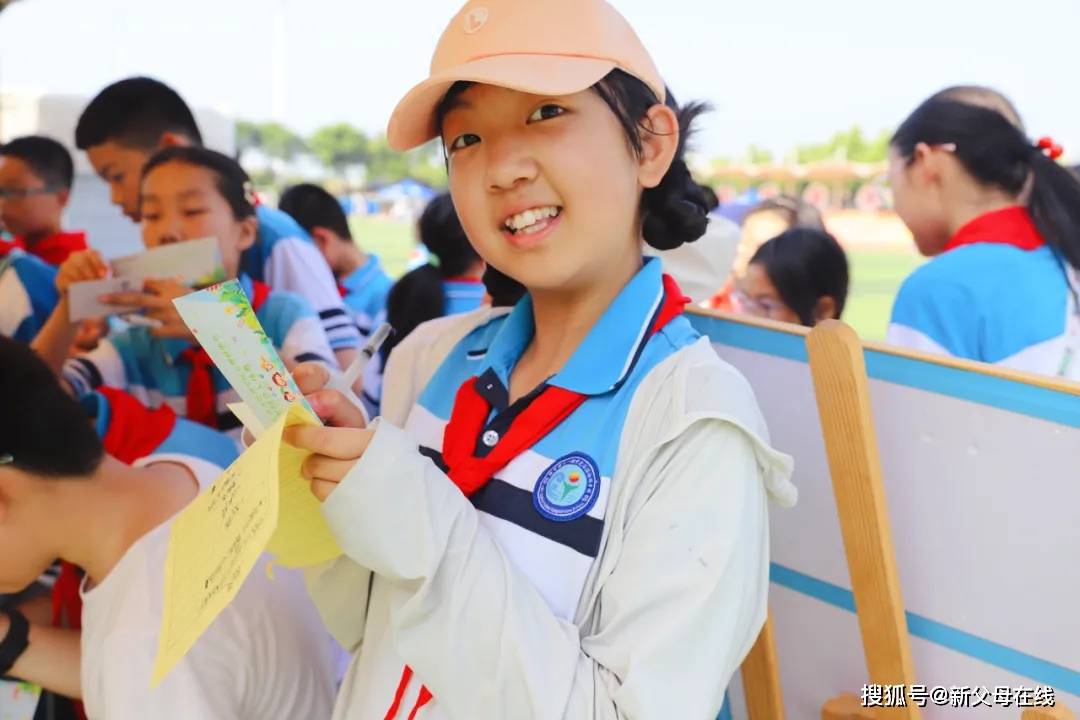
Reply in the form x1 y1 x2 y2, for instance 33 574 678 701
385 274 689 720
943 206 1044 253
179 279 271 428
0 231 88 266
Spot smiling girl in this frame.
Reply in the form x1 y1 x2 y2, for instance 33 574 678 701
289 1 795 717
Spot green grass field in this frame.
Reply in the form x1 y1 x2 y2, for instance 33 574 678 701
351 216 922 343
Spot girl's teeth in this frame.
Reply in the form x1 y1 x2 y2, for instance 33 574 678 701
506 206 559 232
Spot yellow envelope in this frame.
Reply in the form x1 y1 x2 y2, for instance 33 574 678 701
152 404 343 687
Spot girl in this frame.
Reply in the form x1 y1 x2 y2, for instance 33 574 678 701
290 1 795 717
32 146 335 436
382 192 486 361
736 227 849 326
886 88 1080 379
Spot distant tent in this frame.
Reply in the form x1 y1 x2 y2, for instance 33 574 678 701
372 178 437 204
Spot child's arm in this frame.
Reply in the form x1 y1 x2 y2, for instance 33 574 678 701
0 613 83 699
31 250 109 376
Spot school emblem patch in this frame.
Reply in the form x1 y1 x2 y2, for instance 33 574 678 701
533 452 600 522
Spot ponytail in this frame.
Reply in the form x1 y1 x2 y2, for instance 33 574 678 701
591 70 710 251
892 96 1080 268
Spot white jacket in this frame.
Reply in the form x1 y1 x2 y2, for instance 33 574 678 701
306 310 796 720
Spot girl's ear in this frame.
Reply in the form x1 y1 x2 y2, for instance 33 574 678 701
236 216 258 252
813 295 838 323
637 104 679 190
911 142 941 186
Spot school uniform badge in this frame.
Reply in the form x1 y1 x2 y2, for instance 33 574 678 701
533 452 600 522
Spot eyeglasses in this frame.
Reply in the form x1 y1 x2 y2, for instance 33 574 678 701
731 289 787 319
0 187 58 200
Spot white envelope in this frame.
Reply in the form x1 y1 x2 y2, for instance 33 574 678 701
68 277 140 321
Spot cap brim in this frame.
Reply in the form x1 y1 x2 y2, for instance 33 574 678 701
387 54 617 151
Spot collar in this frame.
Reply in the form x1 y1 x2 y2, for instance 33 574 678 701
18 231 87 266
340 254 382 294
943 206 1045 253
479 257 667 396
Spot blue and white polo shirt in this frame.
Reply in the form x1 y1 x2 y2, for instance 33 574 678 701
888 206 1080 380
0 248 59 343
243 205 361 352
63 274 334 436
340 253 393 338
403 257 698 619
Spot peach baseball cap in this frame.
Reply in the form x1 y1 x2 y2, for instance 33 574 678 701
386 0 665 151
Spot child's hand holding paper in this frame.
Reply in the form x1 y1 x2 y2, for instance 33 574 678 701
100 278 198 341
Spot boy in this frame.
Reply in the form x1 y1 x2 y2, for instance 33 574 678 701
0 136 88 266
32 146 336 438
279 183 392 339
0 336 335 719
73 77 360 369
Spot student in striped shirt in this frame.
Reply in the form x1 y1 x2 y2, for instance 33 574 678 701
73 77 361 369
286 2 796 718
279 183 393 340
32 146 334 438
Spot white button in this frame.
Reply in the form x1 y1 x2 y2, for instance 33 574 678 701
482 430 499 447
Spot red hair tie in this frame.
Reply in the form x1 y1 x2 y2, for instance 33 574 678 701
1036 136 1064 161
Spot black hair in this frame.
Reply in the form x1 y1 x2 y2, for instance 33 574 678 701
435 71 709 251
749 227 849 327
141 146 255 220
698 183 719 212
75 77 203 151
381 193 488 361
892 96 1080 270
0 135 74 190
279 184 352 240
0 337 104 477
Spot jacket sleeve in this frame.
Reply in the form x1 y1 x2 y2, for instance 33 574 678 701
320 417 771 719
302 556 373 653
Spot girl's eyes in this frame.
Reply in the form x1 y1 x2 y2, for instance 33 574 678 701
528 104 566 123
142 213 160 222
449 133 481 152
181 208 208 218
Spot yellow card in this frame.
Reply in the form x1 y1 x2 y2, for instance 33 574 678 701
151 404 343 686
266 406 343 568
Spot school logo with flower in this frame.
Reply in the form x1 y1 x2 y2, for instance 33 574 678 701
533 452 600 522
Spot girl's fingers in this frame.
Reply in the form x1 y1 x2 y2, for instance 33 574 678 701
284 426 373 460
301 455 357 487
292 362 330 394
309 478 340 503
307 389 367 429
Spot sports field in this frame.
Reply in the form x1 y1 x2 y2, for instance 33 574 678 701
351 214 924 343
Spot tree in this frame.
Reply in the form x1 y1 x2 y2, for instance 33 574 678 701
258 121 306 161
795 126 891 164
235 121 262 155
746 144 774 165
309 123 369 174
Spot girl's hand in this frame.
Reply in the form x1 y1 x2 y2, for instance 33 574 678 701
102 278 197 342
292 362 367 429
285 425 374 501
55 249 108 295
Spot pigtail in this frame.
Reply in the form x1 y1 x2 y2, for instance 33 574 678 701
640 100 710 251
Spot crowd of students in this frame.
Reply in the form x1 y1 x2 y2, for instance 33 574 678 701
0 0 1077 718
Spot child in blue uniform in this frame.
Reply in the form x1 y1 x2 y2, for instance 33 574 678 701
887 86 1080 379
74 77 361 367
279 182 393 339
32 147 334 439
0 248 57 342
285 2 796 718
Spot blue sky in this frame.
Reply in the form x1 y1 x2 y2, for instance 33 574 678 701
1 0 1077 159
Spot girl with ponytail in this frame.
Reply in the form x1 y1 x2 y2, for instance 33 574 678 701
285 2 795 718
887 87 1080 379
